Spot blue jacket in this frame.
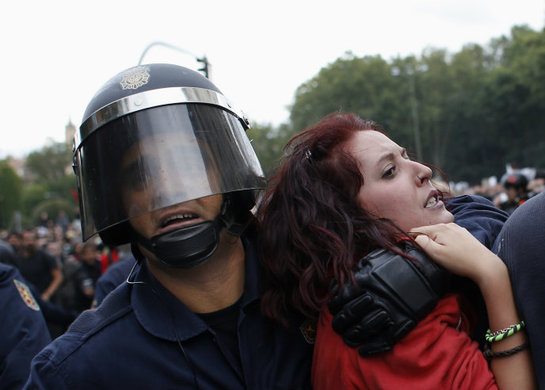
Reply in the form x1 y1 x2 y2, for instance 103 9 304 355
24 238 313 390
92 255 136 308
447 194 509 345
493 191 545 389
0 264 51 390
448 194 508 248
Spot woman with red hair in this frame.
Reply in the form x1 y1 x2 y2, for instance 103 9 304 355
258 112 535 389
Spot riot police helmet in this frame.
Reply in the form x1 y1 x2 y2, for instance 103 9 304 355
73 63 265 268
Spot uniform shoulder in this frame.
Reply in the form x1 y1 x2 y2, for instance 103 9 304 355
26 284 137 388
448 194 496 208
35 282 133 365
69 282 133 336
0 262 19 281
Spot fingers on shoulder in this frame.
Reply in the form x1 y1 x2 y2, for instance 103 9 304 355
410 222 452 237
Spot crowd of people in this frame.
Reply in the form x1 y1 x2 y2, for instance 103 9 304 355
0 217 132 337
0 62 543 390
452 170 545 215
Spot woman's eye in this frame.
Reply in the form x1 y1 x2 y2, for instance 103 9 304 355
383 166 395 178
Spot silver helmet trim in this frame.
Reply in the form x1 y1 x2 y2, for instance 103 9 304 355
75 86 249 150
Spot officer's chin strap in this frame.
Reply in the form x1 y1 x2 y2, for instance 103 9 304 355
131 197 250 269
132 217 222 269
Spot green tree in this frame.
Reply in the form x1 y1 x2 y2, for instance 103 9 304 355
26 141 72 182
22 141 77 225
285 25 545 185
0 160 23 229
247 122 294 176
22 183 48 221
290 52 400 134
484 25 545 169
440 43 499 183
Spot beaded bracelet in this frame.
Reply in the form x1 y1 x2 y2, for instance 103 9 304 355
483 341 529 360
485 321 525 343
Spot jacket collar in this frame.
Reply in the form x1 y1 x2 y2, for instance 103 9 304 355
130 235 260 341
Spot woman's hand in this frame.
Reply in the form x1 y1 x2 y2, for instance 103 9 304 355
411 222 536 389
409 222 505 286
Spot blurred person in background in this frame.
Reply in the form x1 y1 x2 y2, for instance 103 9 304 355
56 241 82 312
0 237 16 265
498 173 529 215
72 241 101 312
6 232 22 260
98 244 121 274
528 169 545 197
12 229 63 302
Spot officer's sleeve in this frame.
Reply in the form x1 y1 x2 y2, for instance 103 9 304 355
0 264 51 390
493 192 545 389
447 194 508 249
93 273 119 308
447 194 508 345
23 347 71 390
93 257 135 308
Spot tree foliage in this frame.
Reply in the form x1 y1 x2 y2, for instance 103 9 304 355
26 141 73 182
247 121 296 176
282 24 545 184
14 142 77 229
0 160 23 229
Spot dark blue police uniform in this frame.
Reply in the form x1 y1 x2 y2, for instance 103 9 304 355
1 263 51 390
447 194 509 346
92 255 136 308
493 191 545 389
447 194 509 248
24 238 313 390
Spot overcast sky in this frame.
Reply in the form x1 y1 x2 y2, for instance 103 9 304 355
1 0 543 158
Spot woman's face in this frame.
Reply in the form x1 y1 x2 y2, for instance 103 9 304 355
346 130 454 232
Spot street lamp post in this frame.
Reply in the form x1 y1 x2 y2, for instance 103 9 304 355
138 41 210 78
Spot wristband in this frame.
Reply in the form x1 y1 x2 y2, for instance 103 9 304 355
483 341 529 360
485 321 525 343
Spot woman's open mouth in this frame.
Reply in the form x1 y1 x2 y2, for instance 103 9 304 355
424 191 443 209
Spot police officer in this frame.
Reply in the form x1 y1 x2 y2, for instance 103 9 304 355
0 238 16 265
24 64 312 390
0 263 51 390
494 190 545 388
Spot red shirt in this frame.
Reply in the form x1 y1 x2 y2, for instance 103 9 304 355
312 295 497 390
99 249 119 274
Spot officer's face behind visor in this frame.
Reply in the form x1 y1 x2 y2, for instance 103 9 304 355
76 104 264 242
119 131 220 219
119 131 225 239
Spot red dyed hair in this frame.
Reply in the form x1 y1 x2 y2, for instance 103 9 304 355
258 112 408 325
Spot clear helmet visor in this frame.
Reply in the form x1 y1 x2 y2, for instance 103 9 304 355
74 104 265 241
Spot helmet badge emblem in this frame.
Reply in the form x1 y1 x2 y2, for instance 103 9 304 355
120 67 150 90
